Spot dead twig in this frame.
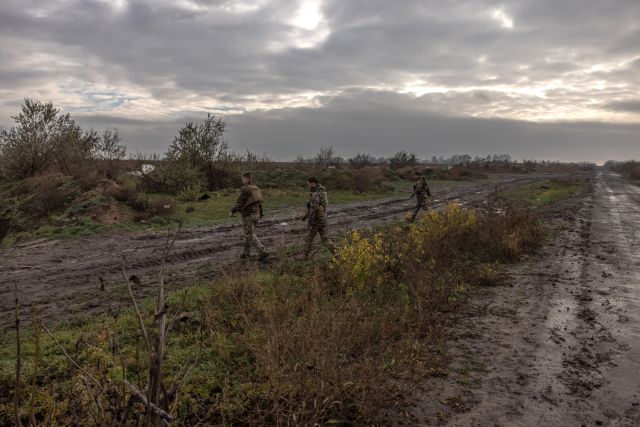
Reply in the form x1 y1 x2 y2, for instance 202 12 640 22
124 381 174 425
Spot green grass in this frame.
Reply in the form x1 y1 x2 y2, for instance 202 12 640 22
2 185 410 247
1 177 485 247
0 202 544 425
503 178 584 207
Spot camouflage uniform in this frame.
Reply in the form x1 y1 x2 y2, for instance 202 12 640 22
231 184 266 257
410 175 431 223
303 184 335 257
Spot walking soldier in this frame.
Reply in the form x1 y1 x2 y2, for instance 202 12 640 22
301 177 335 258
230 172 268 260
410 171 431 222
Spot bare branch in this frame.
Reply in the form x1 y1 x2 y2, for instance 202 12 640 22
124 380 174 423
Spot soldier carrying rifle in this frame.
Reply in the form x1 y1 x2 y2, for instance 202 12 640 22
300 177 335 258
230 172 268 260
410 171 431 222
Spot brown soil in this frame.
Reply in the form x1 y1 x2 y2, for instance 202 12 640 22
399 171 640 426
1 174 541 330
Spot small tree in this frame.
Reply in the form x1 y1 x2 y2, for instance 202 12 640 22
389 151 418 169
167 114 229 189
315 145 337 167
97 128 127 179
348 153 373 168
0 99 98 180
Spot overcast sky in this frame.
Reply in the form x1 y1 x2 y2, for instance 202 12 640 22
0 0 638 162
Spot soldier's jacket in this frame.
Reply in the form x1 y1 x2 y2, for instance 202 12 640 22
413 176 431 198
232 184 264 217
307 184 329 225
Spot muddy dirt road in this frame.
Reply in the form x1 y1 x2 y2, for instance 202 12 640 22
0 175 541 330
411 171 640 426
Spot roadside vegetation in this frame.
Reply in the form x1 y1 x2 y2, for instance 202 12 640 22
605 160 640 180
0 99 568 247
503 178 586 208
1 203 543 426
0 98 596 425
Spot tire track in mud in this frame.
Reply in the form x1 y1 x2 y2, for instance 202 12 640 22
404 171 640 426
0 175 540 330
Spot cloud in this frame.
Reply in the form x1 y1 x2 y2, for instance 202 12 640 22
0 0 639 160
606 100 640 112
70 90 640 163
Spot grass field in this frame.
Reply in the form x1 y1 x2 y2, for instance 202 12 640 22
2 185 409 246
0 203 543 425
503 178 585 207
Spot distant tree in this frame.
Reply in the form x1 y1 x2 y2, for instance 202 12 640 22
167 114 229 167
389 151 418 169
315 145 338 167
491 153 512 163
348 153 373 168
167 114 229 188
0 99 100 180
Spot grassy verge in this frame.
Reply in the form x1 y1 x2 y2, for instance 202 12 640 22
2 186 405 247
1 203 543 425
503 178 585 207
4 175 479 246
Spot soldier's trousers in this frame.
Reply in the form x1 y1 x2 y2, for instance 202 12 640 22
410 196 427 223
242 213 265 255
304 222 335 256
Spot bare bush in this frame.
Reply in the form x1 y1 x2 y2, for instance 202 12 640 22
141 160 205 195
389 151 418 169
348 153 373 168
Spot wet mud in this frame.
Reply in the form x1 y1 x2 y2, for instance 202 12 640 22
0 175 539 330
405 172 640 426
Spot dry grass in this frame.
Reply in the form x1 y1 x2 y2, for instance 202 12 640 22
2 204 542 426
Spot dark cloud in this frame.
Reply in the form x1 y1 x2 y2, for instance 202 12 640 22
0 0 638 161
73 90 640 163
606 100 640 113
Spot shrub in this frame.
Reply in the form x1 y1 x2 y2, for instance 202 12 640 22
177 183 203 202
389 151 418 169
19 180 70 217
110 182 139 203
141 160 206 195
332 203 541 297
0 99 100 180
348 153 374 168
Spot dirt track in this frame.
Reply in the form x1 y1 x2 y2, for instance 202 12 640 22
0 175 541 330
408 171 640 426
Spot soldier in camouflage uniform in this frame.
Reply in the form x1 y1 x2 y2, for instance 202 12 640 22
230 172 268 260
410 171 431 223
301 177 335 258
